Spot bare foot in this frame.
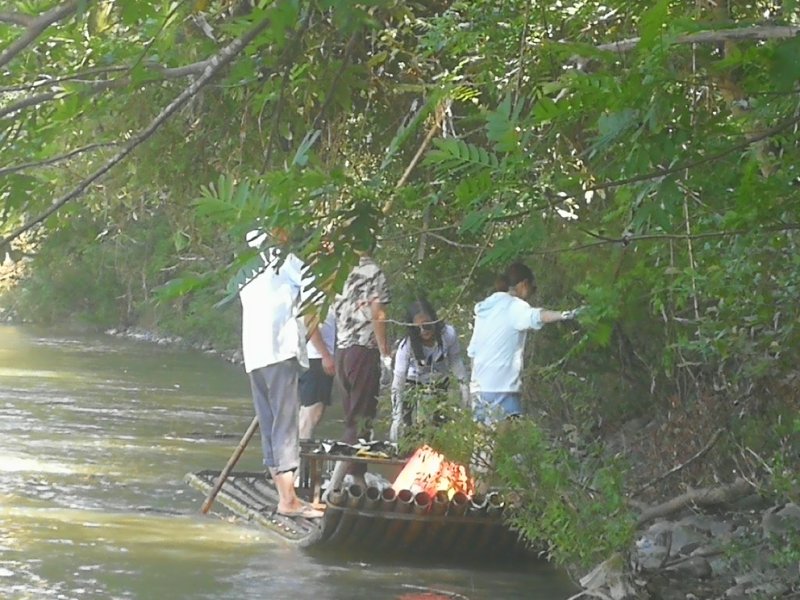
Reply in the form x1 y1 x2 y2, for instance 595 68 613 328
277 504 324 519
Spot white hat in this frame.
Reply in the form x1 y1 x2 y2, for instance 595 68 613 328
245 229 267 249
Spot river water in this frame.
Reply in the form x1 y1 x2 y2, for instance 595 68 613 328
0 324 576 600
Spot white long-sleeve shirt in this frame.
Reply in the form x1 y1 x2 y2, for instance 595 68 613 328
391 324 468 396
467 291 543 393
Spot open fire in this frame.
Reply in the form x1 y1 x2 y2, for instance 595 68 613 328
392 444 474 499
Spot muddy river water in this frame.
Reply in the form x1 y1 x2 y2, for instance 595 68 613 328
0 324 576 599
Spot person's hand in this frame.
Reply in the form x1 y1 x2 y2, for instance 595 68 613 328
380 354 393 387
459 382 471 409
560 306 585 321
321 354 335 376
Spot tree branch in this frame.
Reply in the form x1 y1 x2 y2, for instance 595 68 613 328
636 478 753 526
0 16 273 250
0 0 79 70
0 142 120 177
0 59 213 121
0 11 35 27
426 231 482 249
382 102 447 215
631 428 724 497
596 25 800 54
531 224 800 255
309 29 359 132
263 4 313 170
0 91 59 120
584 112 800 193
0 65 128 93
0 58 211 96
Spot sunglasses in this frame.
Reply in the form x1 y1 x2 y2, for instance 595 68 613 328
418 323 436 332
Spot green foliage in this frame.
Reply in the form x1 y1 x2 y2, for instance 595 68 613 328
424 138 501 175
393 389 479 467
494 419 636 567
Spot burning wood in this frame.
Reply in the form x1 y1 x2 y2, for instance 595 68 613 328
392 445 474 499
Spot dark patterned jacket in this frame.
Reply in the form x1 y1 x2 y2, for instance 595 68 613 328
334 256 391 349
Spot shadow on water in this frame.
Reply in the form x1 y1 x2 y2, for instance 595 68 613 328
0 325 578 600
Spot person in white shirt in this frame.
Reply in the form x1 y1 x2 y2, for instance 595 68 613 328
467 262 581 425
239 229 323 519
389 298 469 442
298 308 336 440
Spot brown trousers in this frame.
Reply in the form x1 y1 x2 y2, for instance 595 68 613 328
335 345 380 476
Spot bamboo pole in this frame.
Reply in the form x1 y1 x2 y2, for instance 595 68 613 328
200 415 260 514
381 101 447 216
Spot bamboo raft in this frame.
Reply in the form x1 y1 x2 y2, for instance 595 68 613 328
186 468 533 560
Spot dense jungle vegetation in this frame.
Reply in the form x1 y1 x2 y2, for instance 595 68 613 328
1 0 799 593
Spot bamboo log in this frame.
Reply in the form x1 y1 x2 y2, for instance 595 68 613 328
327 487 347 507
431 491 449 516
345 484 365 509
486 492 504 519
412 491 432 515
447 491 469 516
380 487 398 512
376 490 415 552
363 486 382 511
322 460 348 502
468 494 488 517
395 489 415 514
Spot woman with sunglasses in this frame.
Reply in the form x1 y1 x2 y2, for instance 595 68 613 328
389 298 470 442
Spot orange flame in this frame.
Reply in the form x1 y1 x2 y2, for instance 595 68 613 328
392 445 474 499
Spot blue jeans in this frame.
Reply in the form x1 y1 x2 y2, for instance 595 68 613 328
472 392 522 425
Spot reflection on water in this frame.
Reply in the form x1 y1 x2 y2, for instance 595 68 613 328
0 324 576 599
0 454 79 475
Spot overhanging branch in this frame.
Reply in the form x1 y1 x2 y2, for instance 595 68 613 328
596 24 800 54
0 16 273 250
0 58 213 120
0 11 35 27
0 142 120 177
263 3 312 170
0 91 60 120
0 0 80 70
0 57 211 96
583 111 800 193
532 224 800 255
0 65 127 94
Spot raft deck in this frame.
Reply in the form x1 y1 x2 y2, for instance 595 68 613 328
187 462 533 560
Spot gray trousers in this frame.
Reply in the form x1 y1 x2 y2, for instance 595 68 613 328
248 359 300 473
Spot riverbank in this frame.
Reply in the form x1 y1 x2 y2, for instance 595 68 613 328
582 494 800 599
103 325 244 365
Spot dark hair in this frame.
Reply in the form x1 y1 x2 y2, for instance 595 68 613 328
506 262 535 288
495 274 510 292
493 262 534 293
405 297 444 364
352 233 377 255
